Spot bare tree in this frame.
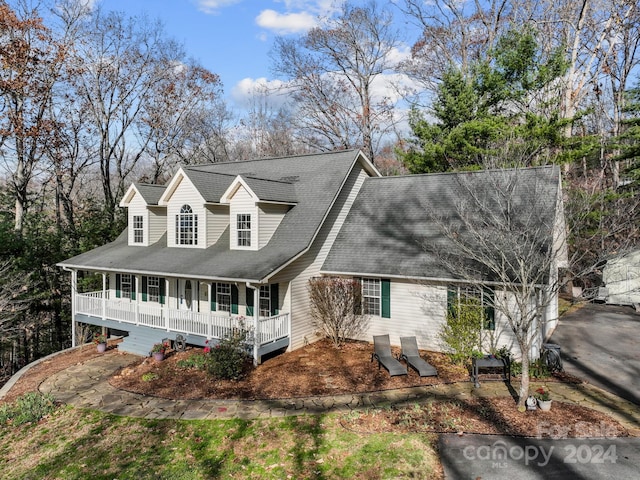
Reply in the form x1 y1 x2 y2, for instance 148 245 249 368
396 0 510 95
0 260 28 335
66 8 226 218
139 60 225 182
0 0 66 232
424 147 566 408
598 0 640 186
232 83 309 160
308 277 369 348
425 141 640 408
271 1 399 163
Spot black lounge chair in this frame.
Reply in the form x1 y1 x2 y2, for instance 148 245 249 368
400 336 438 377
371 334 407 376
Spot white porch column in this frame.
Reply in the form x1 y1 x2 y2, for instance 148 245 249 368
71 269 77 347
135 275 140 325
164 278 170 331
253 286 260 365
102 273 107 321
246 282 260 365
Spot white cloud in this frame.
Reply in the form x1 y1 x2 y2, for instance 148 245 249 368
231 77 291 108
196 0 243 15
256 9 317 34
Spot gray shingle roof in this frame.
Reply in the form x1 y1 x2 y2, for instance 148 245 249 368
322 165 561 281
180 169 236 203
134 183 165 205
59 150 364 282
241 176 297 204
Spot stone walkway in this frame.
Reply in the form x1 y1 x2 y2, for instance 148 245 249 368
33 350 640 433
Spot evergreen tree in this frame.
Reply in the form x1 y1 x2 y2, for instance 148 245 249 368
399 28 585 173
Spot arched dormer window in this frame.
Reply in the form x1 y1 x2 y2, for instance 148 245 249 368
176 204 198 245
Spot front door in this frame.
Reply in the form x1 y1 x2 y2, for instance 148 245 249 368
179 279 195 311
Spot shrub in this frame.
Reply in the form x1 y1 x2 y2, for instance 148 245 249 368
509 358 550 378
308 277 369 347
0 392 57 426
205 330 252 380
439 302 483 366
177 353 207 370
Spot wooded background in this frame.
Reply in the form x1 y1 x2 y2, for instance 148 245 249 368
1 0 638 384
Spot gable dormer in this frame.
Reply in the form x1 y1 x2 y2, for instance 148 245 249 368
119 183 167 246
221 175 296 251
159 169 209 249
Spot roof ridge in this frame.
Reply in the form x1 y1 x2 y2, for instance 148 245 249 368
367 164 558 181
134 182 167 188
181 149 360 169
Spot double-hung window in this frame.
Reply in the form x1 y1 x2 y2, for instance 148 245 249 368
237 214 251 247
147 276 160 303
362 278 381 316
447 285 495 330
133 215 144 243
176 204 198 245
120 274 132 299
259 285 271 317
216 283 231 312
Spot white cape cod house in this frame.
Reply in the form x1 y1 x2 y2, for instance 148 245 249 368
58 150 567 363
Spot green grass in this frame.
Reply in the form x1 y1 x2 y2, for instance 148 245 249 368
0 404 440 479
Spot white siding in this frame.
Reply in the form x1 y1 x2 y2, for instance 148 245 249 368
354 280 525 359
206 204 229 246
229 185 258 251
127 194 148 246
166 177 207 249
274 162 370 351
148 207 166 244
258 204 289 248
355 280 447 351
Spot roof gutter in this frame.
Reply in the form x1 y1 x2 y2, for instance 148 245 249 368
56 262 263 285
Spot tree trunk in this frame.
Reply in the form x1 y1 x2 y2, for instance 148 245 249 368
517 347 531 408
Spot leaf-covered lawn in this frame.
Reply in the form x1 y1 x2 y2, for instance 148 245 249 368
0 406 441 480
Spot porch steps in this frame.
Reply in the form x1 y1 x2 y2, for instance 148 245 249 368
117 328 175 357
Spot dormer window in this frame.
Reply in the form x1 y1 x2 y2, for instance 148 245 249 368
133 215 144 243
176 204 198 245
237 214 251 247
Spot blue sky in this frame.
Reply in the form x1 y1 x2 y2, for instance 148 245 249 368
98 0 417 113
98 1 350 108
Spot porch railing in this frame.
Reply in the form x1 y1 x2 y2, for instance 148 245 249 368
75 291 289 347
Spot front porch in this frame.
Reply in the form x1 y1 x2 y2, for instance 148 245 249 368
74 291 290 363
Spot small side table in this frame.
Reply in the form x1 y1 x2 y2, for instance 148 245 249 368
472 355 510 388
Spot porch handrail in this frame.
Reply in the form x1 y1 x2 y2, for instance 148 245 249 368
74 291 289 345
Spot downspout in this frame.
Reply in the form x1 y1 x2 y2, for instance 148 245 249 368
246 282 259 365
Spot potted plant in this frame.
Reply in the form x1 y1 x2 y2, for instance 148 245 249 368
93 333 108 353
150 342 170 361
535 386 552 411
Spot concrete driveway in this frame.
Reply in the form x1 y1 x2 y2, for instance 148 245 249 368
549 302 640 405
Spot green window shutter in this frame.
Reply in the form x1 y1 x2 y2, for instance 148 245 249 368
231 285 239 314
211 282 217 311
141 276 148 302
131 278 136 300
354 277 362 315
115 274 121 298
246 286 254 316
483 287 495 330
381 279 391 318
159 278 165 305
270 283 279 316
